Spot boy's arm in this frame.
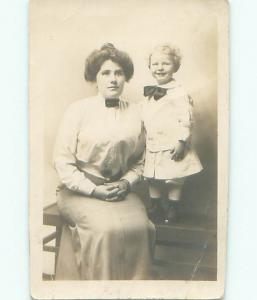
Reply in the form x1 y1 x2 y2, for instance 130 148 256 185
177 94 194 144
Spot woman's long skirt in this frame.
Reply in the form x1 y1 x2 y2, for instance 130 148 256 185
55 187 156 280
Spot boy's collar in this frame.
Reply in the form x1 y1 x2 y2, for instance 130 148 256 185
158 79 181 89
146 78 181 89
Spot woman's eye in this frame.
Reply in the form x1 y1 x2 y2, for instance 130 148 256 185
115 70 124 76
102 70 110 75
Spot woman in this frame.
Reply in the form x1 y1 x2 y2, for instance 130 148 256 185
53 43 155 280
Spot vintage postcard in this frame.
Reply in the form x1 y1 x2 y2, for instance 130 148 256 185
29 0 229 298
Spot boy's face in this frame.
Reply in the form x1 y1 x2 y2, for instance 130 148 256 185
149 52 175 85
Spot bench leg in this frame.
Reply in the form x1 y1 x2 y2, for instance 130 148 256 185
55 225 62 274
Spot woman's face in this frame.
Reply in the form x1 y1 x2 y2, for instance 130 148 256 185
96 60 126 99
149 52 175 85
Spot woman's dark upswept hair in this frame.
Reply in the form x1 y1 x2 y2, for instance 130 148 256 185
84 43 134 82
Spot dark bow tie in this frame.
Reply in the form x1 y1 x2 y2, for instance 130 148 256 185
144 85 167 100
105 98 120 108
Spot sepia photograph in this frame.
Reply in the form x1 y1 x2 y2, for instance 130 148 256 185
29 0 229 298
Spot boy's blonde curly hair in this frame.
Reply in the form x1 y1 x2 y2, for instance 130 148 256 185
148 44 182 73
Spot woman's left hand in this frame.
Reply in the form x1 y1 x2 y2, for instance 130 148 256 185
104 179 130 201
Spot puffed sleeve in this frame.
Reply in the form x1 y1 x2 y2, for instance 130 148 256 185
177 94 194 143
121 148 145 187
53 102 96 195
121 105 146 187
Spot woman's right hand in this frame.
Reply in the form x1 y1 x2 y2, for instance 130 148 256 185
92 184 120 201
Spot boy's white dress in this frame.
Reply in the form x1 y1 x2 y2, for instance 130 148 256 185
142 79 203 180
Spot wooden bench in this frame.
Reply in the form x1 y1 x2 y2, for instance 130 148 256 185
43 203 63 278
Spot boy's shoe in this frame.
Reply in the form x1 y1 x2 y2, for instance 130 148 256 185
163 202 179 224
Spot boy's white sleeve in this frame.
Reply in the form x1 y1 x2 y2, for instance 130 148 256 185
178 95 194 143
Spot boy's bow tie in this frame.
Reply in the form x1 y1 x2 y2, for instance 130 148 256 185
144 85 167 100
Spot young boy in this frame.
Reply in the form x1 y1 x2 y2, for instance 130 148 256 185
142 44 203 224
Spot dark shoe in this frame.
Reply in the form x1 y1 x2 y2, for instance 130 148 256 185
163 204 178 224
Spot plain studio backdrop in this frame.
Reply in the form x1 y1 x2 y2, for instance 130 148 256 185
30 0 218 277
30 0 217 219
2 0 257 299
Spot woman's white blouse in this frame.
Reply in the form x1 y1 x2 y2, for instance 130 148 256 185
53 94 145 196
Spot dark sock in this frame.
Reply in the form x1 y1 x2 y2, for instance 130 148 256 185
167 200 179 210
150 197 161 208
148 198 163 222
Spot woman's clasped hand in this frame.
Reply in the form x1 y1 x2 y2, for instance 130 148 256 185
92 180 130 201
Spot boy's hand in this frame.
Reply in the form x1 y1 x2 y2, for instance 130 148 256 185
170 141 186 161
